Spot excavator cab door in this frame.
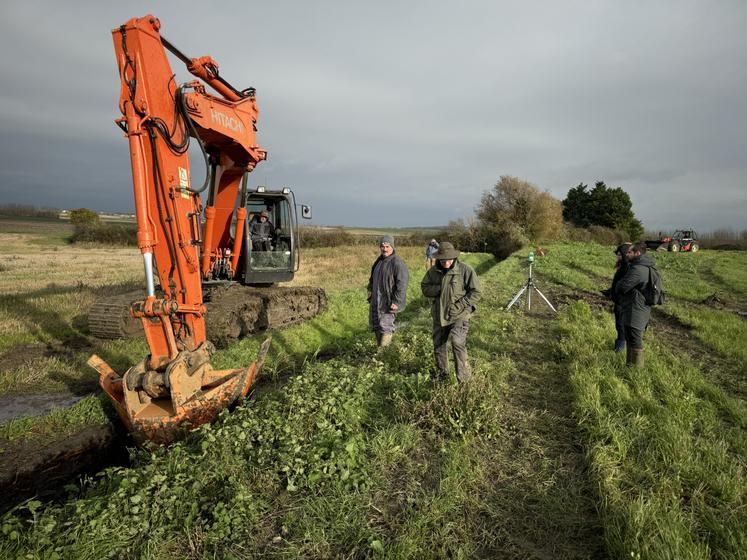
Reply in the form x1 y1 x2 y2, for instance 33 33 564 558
239 192 296 284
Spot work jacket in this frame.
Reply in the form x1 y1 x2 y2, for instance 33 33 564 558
421 259 481 326
614 253 655 330
367 252 409 314
608 258 630 305
250 220 274 240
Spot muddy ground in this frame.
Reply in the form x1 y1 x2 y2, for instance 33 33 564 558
0 424 130 515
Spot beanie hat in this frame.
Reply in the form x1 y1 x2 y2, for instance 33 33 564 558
380 235 395 247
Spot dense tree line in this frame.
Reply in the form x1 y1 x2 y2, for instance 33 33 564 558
0 204 59 218
445 176 643 258
562 181 643 241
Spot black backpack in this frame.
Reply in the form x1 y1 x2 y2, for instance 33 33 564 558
642 266 665 306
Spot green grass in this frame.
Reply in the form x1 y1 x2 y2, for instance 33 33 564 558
0 396 110 444
1 240 746 559
559 301 747 559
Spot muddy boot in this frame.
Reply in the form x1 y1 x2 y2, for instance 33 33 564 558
380 333 393 347
614 339 626 353
625 345 634 366
632 348 644 368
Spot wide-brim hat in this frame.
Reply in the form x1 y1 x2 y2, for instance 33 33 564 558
435 242 459 260
260 211 269 218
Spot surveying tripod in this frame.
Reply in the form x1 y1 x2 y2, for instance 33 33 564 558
506 257 557 313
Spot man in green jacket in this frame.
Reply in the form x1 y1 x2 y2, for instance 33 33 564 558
420 242 482 382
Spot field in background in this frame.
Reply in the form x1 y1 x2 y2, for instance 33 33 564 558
0 220 746 558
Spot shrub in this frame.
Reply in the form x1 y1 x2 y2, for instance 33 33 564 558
477 175 564 243
564 224 629 246
70 223 137 245
446 218 528 260
69 208 101 227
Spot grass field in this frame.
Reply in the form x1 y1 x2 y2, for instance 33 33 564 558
1 222 746 559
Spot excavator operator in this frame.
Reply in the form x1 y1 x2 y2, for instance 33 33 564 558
250 210 275 251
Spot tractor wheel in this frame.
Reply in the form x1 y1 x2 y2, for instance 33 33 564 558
690 243 699 253
669 242 679 252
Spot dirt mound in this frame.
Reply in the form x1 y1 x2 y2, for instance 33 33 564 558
0 424 129 515
204 285 328 347
89 285 328 347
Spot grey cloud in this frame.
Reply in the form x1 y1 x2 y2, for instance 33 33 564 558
0 1 745 230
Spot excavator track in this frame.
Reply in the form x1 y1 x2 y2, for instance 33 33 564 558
88 291 145 340
88 285 327 347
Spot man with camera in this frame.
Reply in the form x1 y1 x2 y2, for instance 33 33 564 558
420 242 482 383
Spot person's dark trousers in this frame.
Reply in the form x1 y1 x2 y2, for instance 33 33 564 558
623 325 644 349
624 325 645 367
614 304 626 352
432 320 473 383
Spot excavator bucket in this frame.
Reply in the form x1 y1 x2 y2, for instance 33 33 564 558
88 337 272 445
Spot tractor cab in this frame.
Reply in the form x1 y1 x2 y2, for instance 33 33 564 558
669 229 699 252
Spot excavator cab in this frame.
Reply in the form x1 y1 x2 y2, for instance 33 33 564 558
240 188 304 284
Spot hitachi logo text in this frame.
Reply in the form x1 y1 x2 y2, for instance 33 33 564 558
210 109 244 133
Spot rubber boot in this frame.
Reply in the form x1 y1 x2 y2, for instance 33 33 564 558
614 339 626 353
380 333 393 347
625 345 634 366
632 348 644 368
375 332 382 346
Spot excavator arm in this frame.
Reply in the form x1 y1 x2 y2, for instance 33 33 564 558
89 14 271 444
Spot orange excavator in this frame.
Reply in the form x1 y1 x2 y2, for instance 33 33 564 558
87 14 324 444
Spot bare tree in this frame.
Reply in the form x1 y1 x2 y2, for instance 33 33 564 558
477 176 563 242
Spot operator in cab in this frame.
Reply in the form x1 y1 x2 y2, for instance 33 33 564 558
250 210 275 251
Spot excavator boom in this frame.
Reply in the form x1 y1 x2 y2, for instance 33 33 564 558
89 14 273 444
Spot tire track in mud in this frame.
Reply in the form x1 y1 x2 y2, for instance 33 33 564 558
544 258 747 403
465 259 607 558
473 311 607 559
650 308 747 402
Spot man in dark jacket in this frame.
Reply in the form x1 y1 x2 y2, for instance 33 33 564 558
250 211 275 251
614 242 656 367
602 242 633 352
367 235 409 347
420 242 481 382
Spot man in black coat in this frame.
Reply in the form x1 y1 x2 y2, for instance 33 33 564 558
250 211 275 251
614 242 657 367
367 235 409 347
603 242 632 352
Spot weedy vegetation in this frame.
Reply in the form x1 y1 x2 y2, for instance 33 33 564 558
1 220 746 559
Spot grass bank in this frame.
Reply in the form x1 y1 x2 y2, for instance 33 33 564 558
1 236 745 558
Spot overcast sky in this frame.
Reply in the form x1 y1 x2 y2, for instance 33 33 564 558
1 1 745 231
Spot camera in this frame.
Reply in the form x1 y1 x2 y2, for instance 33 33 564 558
527 251 535 264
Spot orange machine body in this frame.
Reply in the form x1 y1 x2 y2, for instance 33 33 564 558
92 14 270 443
